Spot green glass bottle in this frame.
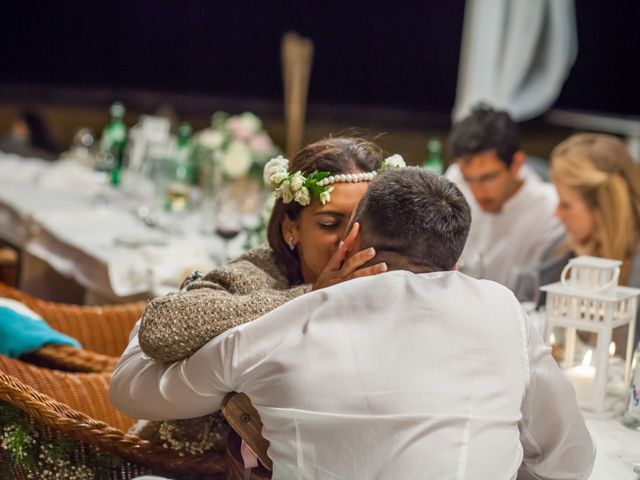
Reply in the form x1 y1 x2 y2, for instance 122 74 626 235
174 122 194 184
422 138 443 174
166 122 194 212
99 102 127 186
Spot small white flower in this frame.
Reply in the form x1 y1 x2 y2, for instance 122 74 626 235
276 179 295 203
289 171 306 192
263 155 290 189
382 154 406 169
222 140 253 179
294 186 311 206
319 186 333 205
197 129 225 150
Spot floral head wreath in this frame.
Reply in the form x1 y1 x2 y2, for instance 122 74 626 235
263 154 406 206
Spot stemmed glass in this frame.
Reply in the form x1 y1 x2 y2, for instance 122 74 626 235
214 196 243 263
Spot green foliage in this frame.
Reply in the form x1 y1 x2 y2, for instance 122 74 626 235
305 170 331 199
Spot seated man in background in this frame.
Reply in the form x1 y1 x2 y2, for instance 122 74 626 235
446 105 564 288
110 167 594 480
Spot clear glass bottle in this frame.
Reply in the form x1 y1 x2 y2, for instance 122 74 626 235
165 122 194 213
621 341 640 430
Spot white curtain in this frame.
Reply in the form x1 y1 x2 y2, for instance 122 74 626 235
453 0 577 122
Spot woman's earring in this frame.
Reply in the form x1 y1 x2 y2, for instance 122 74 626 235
287 236 296 250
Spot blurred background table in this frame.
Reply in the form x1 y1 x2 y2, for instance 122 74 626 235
0 152 244 304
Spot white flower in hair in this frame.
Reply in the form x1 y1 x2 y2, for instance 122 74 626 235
294 186 311 206
276 179 295 203
290 171 306 192
381 154 406 170
263 155 290 190
318 186 334 205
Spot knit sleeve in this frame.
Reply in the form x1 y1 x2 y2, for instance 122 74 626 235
138 246 311 362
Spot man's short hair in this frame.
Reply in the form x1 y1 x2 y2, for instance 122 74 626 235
353 167 471 271
448 104 520 166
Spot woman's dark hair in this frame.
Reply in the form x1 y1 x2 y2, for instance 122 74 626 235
267 137 384 285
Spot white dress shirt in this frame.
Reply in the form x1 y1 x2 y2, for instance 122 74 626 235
111 270 594 480
446 163 564 288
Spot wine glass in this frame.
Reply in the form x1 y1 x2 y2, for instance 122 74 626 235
214 197 243 263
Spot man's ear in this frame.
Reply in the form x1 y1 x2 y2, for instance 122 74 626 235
510 150 526 176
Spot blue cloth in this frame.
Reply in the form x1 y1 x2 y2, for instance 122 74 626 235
0 298 81 358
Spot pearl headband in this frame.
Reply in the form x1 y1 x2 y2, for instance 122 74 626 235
263 153 406 206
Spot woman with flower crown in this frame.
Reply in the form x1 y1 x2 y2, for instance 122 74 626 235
127 136 405 455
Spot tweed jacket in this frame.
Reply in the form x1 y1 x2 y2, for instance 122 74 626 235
131 244 311 455
139 244 311 362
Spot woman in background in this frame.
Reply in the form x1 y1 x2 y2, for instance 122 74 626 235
546 133 640 351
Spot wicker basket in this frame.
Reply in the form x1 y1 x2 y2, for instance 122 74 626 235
0 353 227 479
0 282 145 372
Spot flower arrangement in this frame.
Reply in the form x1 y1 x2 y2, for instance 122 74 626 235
193 111 280 180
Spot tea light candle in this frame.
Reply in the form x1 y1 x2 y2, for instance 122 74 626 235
566 350 595 401
609 340 623 366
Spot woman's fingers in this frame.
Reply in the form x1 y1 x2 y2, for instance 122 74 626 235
320 222 361 273
348 262 388 280
342 222 360 249
340 247 377 275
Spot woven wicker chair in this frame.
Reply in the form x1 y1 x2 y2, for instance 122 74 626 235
0 282 145 372
0 353 227 479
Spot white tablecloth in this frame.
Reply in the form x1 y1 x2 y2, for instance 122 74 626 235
587 417 639 479
0 154 242 300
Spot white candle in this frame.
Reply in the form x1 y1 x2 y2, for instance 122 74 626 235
565 350 595 401
609 340 623 366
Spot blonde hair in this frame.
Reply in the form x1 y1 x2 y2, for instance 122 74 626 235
550 133 640 283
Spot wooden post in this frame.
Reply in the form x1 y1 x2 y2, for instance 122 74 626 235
281 32 314 159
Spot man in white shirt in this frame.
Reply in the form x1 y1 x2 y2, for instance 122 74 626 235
446 105 564 288
111 168 594 480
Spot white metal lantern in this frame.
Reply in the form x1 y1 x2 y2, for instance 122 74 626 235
541 256 640 413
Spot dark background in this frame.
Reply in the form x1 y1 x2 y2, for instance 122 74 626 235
1 1 639 118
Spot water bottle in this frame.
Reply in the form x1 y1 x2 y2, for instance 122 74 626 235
165 122 194 213
422 138 443 174
98 102 127 186
622 341 640 430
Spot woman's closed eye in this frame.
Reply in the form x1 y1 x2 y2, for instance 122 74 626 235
315 214 343 230
318 220 340 230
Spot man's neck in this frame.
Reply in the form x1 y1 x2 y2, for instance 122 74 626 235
504 178 525 204
363 250 440 275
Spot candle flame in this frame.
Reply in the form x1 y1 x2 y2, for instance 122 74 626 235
582 350 593 367
549 333 557 345
609 341 616 357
